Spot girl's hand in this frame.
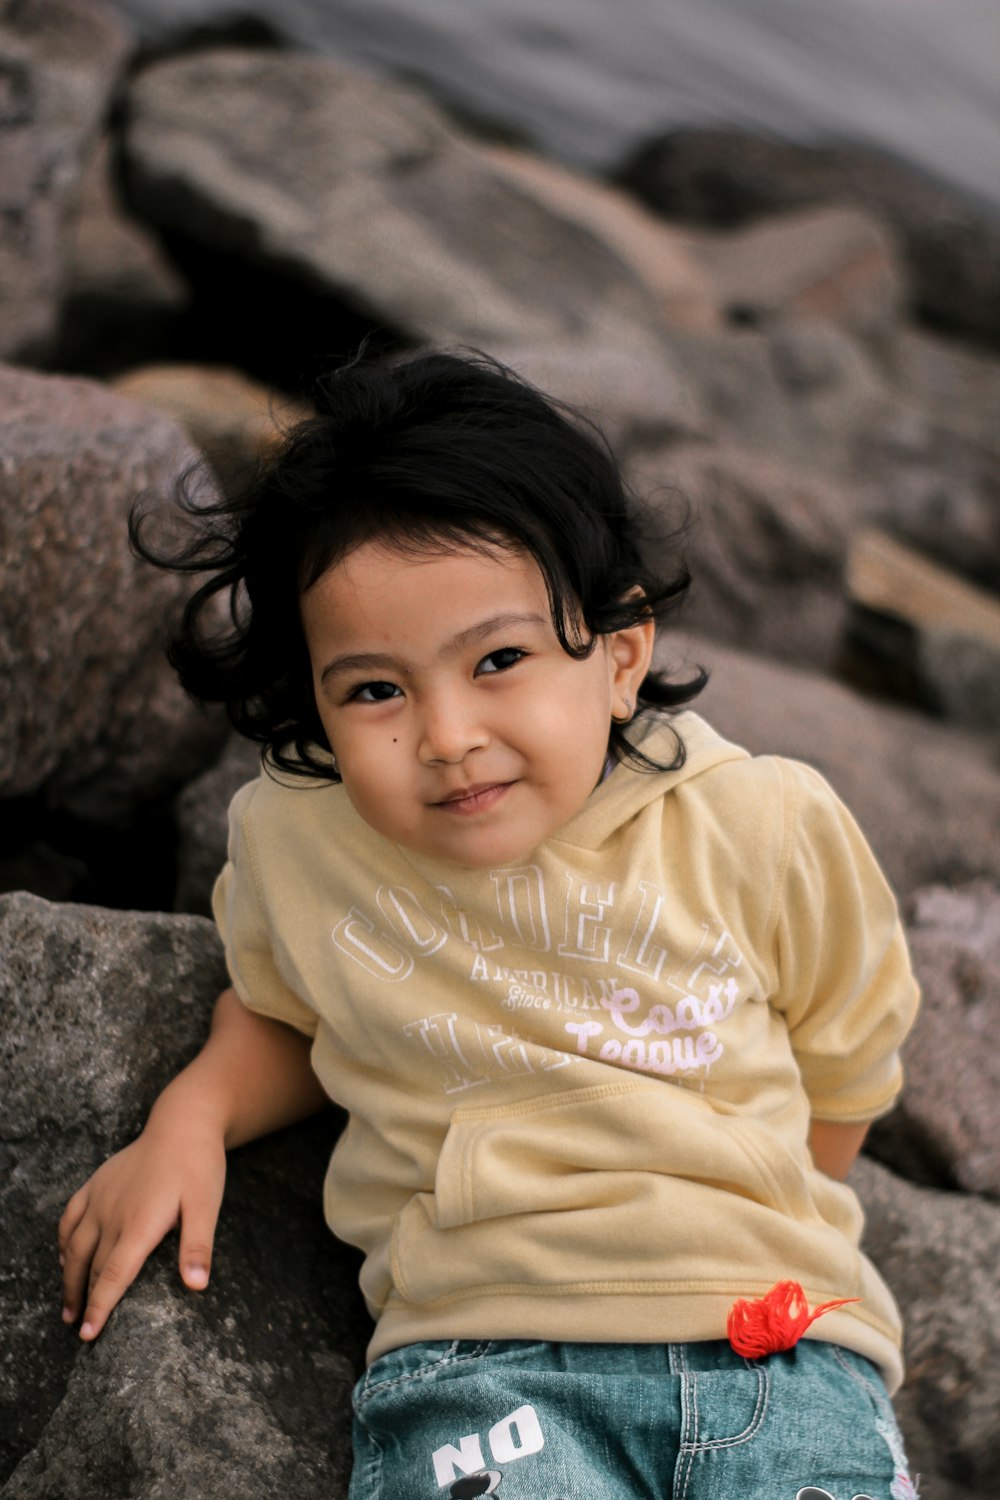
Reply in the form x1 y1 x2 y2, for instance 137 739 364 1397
58 1115 226 1341
57 986 327 1341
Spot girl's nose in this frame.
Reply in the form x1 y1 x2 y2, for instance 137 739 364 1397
418 690 489 765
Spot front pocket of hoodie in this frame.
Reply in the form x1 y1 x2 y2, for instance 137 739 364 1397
390 1080 827 1303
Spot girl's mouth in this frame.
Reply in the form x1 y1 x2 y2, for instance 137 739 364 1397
434 782 512 815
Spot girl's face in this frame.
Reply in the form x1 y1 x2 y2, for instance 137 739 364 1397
301 542 654 868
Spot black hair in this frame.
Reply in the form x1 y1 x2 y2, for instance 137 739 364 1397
131 348 706 782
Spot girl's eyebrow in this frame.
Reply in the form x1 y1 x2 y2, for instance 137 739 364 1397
319 612 548 685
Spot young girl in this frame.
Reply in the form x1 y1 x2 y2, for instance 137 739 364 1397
59 351 919 1500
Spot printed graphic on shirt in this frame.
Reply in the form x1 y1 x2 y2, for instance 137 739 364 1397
402 1011 580 1095
332 865 748 1095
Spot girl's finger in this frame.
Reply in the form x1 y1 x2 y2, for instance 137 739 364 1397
80 1235 154 1341
57 1187 90 1258
178 1185 223 1292
60 1214 100 1323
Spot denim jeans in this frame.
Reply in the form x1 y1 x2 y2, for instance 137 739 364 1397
349 1338 917 1500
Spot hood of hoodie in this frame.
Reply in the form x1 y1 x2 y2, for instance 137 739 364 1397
552 711 750 852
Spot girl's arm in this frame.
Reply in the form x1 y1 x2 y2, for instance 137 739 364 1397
808 1119 870 1181
58 987 328 1340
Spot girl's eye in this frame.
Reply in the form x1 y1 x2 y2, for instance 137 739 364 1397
477 647 526 675
350 680 401 703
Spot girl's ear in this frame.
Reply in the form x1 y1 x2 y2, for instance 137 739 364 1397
608 615 655 720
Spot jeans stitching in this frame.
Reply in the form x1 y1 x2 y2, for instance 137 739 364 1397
680 1366 770 1453
358 1340 493 1404
831 1344 900 1436
831 1346 911 1477
676 1365 695 1500
677 1368 773 1482
348 1421 383 1500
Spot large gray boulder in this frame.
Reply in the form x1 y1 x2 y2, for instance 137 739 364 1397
844 528 1000 734
634 441 854 673
688 203 907 349
0 365 227 823
487 338 708 462
659 323 1000 593
665 632 1000 899
0 0 132 362
121 47 666 351
662 323 893 479
173 735 263 916
853 1155 1000 1500
0 891 367 1499
56 135 189 374
868 880 1000 1200
617 128 1000 347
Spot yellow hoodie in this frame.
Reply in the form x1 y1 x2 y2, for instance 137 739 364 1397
213 713 918 1391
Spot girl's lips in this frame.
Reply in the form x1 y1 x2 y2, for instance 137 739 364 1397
434 782 512 815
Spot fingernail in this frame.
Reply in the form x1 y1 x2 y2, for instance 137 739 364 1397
62 1306 74 1324
80 1321 95 1340
185 1264 209 1290
59 1252 65 1268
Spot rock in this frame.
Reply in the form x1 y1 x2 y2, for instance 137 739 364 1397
616 128 1000 348
488 339 707 461
868 881 1000 1199
853 1155 1000 1498
0 891 367 1497
663 632 1000 898
0 365 226 823
0 0 133 363
662 323 894 477
658 323 1000 594
844 528 1000 733
686 205 905 348
173 736 263 915
56 135 189 375
853 392 1000 596
122 47 665 352
632 442 853 671
891 328 1000 457
109 364 313 498
477 143 721 332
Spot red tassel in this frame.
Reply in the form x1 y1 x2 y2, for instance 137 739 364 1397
726 1279 860 1359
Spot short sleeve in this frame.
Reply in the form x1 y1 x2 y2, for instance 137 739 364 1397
211 780 319 1038
769 760 919 1123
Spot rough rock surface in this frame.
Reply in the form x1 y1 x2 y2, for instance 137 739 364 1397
0 365 227 822
688 204 906 347
868 880 1000 1200
122 47 664 351
853 1155 1000 1500
634 442 853 671
844 528 1000 731
57 135 188 374
477 142 722 332
657 322 999 596
0 0 133 362
617 127 1000 347
665 632 1000 899
173 736 263 916
0 891 368 1498
109 364 312 499
662 323 894 478
488 338 708 460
